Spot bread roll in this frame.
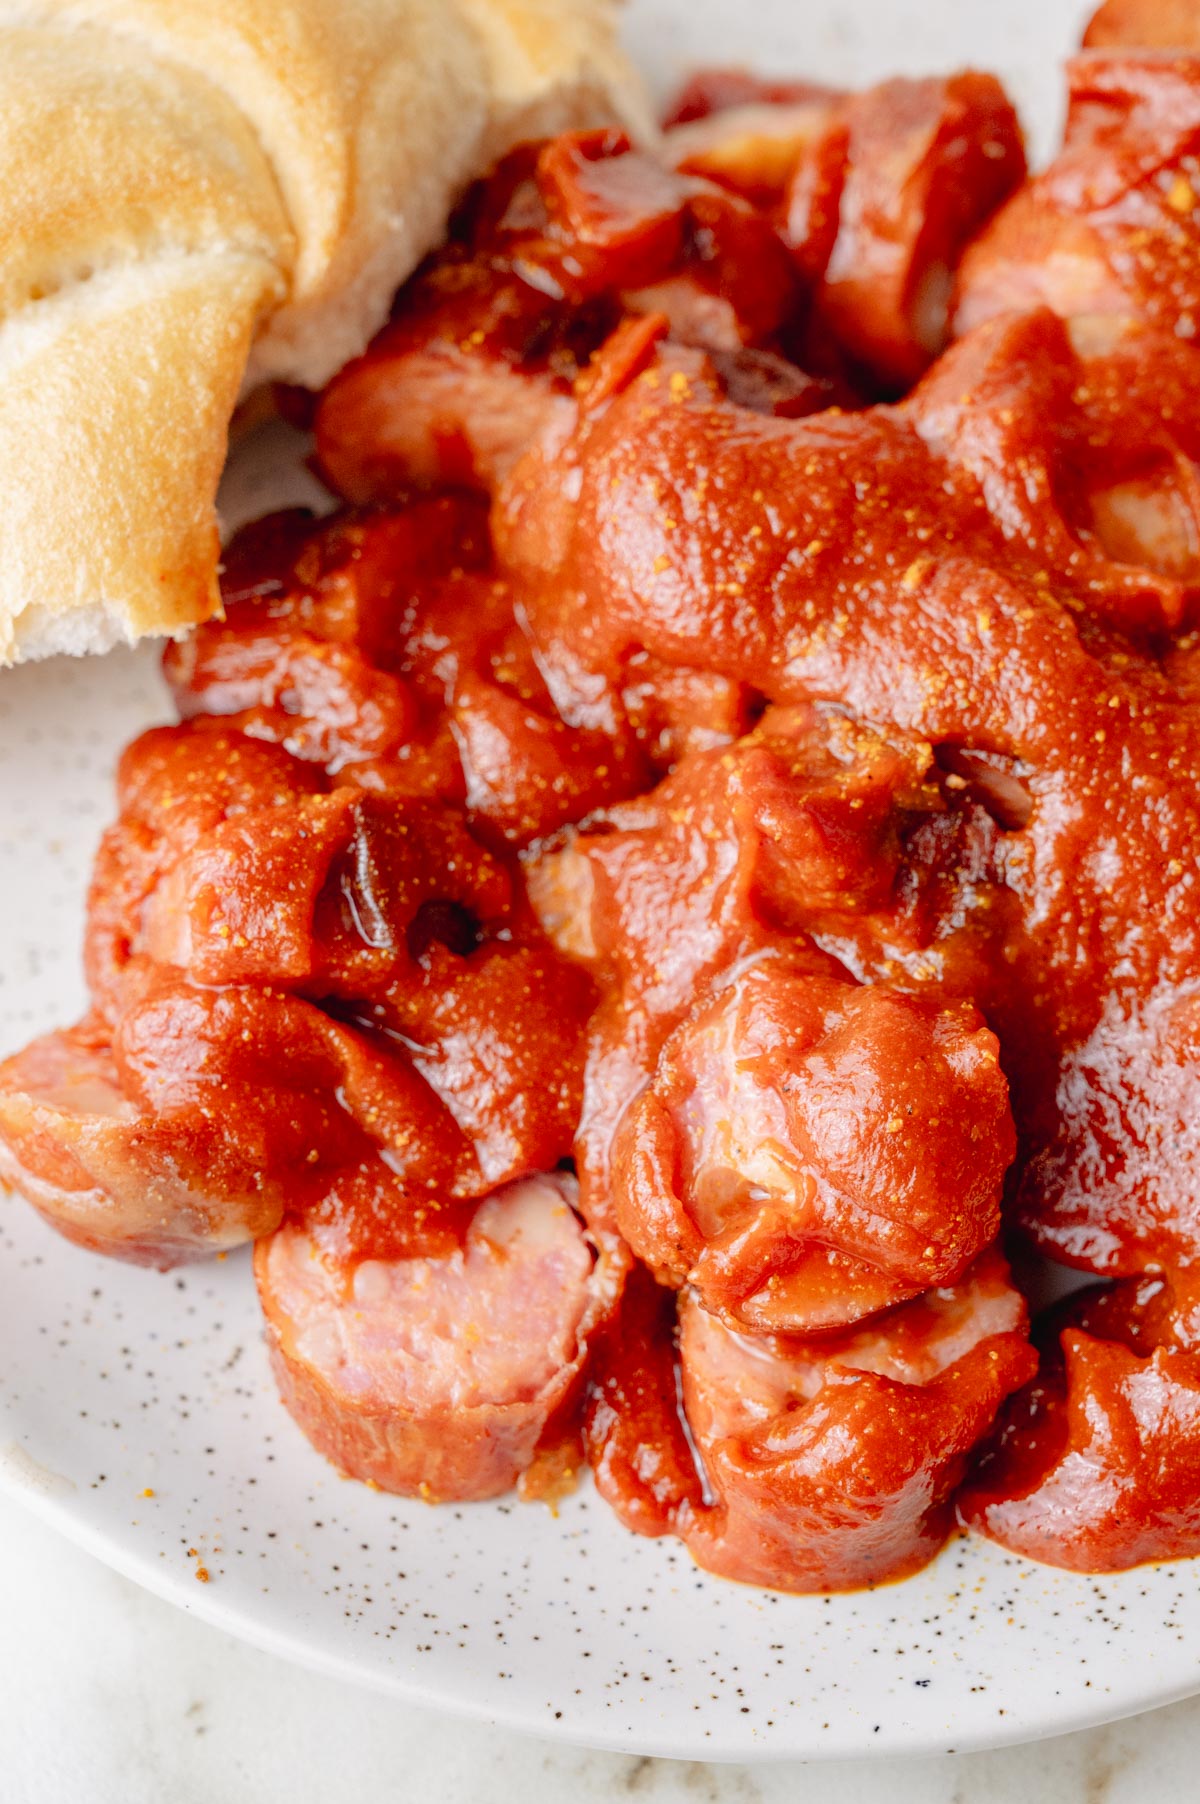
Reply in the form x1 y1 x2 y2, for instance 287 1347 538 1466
0 0 645 665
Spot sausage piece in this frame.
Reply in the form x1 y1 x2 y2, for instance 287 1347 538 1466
256 1174 623 1501
679 1249 1034 1591
0 1023 283 1267
784 73 1026 388
1084 0 1200 48
954 54 1200 342
0 980 481 1269
315 262 582 503
612 957 1015 1332
960 1271 1200 1570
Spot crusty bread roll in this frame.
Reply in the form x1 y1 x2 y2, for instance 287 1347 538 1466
0 0 645 665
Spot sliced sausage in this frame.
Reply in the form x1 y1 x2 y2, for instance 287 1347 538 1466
953 54 1200 342
784 73 1026 388
0 1024 282 1267
165 629 417 770
315 261 582 503
256 1174 623 1501
612 956 1015 1332
0 981 480 1269
678 1248 1034 1591
84 723 323 1016
960 1270 1200 1570
664 99 838 209
1084 0 1200 47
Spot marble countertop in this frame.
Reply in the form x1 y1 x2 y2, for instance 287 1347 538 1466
0 1492 1195 1804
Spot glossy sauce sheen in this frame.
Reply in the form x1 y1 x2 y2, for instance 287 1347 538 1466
5 3 1200 1587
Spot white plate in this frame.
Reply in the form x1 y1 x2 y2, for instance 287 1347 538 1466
4 0 1197 1764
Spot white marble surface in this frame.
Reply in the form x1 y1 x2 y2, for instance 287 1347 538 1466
1 1491 1198 1804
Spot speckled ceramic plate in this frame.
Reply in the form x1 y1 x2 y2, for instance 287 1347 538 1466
4 0 1199 1763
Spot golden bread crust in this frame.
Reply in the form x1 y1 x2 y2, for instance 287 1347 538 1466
0 0 643 663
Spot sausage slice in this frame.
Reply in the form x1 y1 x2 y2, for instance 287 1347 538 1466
0 1025 281 1266
679 1249 1034 1591
256 1174 623 1501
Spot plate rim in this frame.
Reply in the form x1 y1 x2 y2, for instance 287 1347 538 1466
2 1422 1198 1763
